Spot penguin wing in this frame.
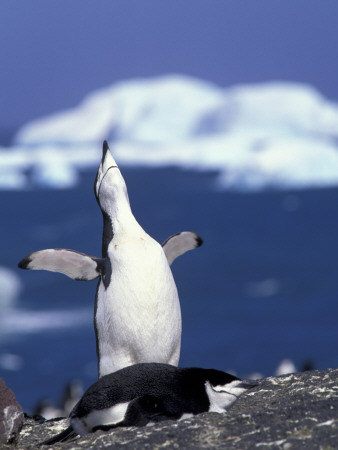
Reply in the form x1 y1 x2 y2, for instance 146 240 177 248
162 232 203 265
18 249 102 281
110 395 175 429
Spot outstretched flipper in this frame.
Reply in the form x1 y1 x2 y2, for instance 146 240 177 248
162 232 203 265
18 249 102 281
18 232 202 280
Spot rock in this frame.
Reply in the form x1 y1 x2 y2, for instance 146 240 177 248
0 378 24 445
13 368 338 448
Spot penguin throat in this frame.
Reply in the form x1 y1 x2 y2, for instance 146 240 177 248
98 166 118 199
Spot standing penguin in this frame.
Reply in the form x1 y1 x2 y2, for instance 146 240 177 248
41 362 258 445
18 141 202 377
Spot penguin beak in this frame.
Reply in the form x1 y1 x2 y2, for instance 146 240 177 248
94 141 130 211
95 141 119 199
100 141 119 178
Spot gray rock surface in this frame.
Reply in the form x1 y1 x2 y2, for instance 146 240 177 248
0 378 24 445
11 368 338 449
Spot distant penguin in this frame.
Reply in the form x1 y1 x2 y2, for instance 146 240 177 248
275 359 297 376
41 362 257 445
301 360 315 372
32 399 64 421
61 379 84 416
18 141 202 377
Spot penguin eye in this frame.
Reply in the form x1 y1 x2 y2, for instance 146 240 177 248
211 385 228 393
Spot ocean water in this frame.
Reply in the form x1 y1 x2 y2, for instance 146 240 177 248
1 167 338 412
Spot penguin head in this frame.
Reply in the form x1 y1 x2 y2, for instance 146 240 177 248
94 141 130 215
203 369 257 413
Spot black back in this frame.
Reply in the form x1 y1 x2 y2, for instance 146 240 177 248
73 363 240 420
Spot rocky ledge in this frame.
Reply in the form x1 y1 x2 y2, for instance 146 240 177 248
8 368 338 449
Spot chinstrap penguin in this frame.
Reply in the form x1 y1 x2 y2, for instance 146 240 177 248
18 141 202 377
41 362 258 445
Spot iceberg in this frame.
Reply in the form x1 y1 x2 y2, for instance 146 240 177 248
1 74 338 191
0 307 92 335
14 76 223 145
0 267 21 309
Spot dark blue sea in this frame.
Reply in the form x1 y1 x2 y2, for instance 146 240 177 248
1 167 338 412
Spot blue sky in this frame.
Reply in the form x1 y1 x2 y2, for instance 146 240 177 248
1 1 338 141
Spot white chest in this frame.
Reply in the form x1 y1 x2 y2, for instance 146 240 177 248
95 233 182 376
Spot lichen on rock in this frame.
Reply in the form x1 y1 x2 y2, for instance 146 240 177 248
0 378 24 445
11 368 338 449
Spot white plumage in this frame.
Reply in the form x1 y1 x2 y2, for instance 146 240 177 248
94 144 181 376
18 142 202 377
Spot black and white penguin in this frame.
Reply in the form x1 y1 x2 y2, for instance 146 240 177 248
42 362 257 445
18 141 202 377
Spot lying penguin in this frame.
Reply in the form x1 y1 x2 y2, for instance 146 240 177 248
18 141 202 377
42 362 257 445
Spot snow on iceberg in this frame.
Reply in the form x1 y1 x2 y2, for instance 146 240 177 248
15 76 223 145
5 74 338 191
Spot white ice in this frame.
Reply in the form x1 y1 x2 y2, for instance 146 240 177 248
1 75 338 191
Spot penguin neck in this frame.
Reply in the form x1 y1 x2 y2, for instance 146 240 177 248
101 200 141 257
101 211 113 258
111 204 140 234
